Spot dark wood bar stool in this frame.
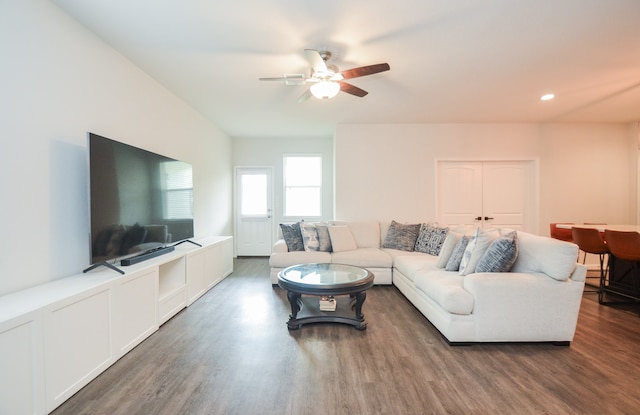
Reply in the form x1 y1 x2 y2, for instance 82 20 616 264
572 227 609 296
602 230 640 305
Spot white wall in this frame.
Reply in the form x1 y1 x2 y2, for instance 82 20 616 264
0 0 232 296
335 123 637 234
232 136 334 228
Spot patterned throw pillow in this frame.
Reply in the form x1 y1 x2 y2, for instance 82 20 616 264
458 228 500 276
414 224 449 255
445 236 469 271
300 223 320 252
382 220 421 251
280 223 304 252
475 231 519 272
315 223 333 252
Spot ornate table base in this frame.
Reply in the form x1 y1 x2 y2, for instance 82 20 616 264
286 291 368 330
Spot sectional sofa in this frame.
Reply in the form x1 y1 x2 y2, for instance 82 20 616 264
269 220 586 344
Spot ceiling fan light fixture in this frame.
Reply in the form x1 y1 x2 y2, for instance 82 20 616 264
310 81 340 99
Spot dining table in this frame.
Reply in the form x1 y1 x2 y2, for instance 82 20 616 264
556 223 640 303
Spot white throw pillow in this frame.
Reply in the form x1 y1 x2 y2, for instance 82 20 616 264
436 232 463 268
328 225 358 252
459 228 500 275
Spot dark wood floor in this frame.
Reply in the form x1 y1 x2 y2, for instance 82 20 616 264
52 258 640 415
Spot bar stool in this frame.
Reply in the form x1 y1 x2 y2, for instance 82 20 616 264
572 227 609 295
602 230 640 304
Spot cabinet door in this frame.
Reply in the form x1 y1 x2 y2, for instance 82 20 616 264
206 243 223 288
221 237 234 278
112 268 158 357
44 286 112 412
187 248 207 305
0 311 45 415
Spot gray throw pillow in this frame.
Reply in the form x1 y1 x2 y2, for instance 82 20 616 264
445 236 469 271
382 220 421 251
280 222 304 252
475 231 519 273
414 224 449 255
315 224 333 252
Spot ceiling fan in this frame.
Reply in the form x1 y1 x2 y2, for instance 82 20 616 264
259 49 390 102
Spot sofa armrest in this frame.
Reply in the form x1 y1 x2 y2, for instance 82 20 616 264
272 239 289 253
463 271 585 341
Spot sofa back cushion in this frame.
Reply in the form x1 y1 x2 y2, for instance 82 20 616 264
330 220 380 248
511 231 578 281
327 225 358 252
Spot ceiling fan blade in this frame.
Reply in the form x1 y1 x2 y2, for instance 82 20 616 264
341 63 390 80
259 74 306 85
304 49 328 73
298 89 313 103
339 82 368 97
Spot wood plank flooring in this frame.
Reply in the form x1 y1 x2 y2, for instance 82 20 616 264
52 258 640 415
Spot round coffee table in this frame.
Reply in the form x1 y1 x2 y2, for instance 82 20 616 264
277 263 374 330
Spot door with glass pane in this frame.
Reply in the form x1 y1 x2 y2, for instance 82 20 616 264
234 167 273 256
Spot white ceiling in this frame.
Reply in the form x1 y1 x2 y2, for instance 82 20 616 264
52 0 640 138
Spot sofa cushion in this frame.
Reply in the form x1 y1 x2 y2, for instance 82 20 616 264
330 221 380 248
382 220 421 251
445 236 469 271
300 222 320 252
328 225 357 252
459 228 500 276
280 223 304 252
269 251 332 268
393 255 439 282
414 224 449 255
414 270 474 315
331 248 392 268
511 231 578 281
475 231 519 273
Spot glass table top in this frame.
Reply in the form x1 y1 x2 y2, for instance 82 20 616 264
279 263 370 286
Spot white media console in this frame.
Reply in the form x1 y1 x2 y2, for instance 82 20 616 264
0 236 233 414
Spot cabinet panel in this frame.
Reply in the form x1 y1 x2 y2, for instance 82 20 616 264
0 312 44 415
44 287 112 412
186 249 207 305
158 257 187 324
112 269 158 357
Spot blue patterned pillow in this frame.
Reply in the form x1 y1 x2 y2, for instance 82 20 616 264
475 231 519 273
414 224 449 255
382 220 421 251
280 222 305 252
445 236 469 271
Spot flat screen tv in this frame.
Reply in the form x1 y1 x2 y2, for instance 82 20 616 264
88 133 194 267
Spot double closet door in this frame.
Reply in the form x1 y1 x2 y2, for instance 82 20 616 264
437 161 536 232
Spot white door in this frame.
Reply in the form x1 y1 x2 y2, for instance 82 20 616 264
234 167 273 256
437 161 534 232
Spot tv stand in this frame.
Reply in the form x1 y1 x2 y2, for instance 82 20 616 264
173 239 202 248
83 261 125 275
121 245 175 266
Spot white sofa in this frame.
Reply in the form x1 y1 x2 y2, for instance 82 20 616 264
269 220 586 344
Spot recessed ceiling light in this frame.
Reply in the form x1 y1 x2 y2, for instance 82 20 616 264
540 93 555 101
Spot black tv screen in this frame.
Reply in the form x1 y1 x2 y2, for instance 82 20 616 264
88 133 194 265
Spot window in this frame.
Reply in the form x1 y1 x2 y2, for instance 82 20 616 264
284 155 322 217
161 161 193 219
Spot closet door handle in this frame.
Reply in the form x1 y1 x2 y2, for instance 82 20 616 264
484 216 494 221
474 216 482 221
